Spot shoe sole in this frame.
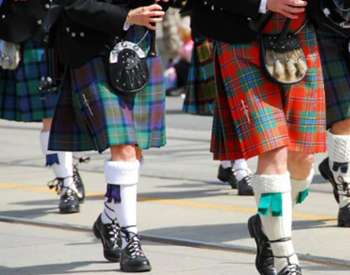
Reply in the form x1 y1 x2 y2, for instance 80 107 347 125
248 217 267 275
338 220 350 227
121 264 152 273
59 206 80 214
104 251 120 263
238 190 254 196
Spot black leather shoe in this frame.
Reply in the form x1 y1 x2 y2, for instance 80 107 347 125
248 215 276 275
277 264 302 275
338 203 350 227
238 175 254 196
318 158 340 203
120 231 151 272
93 215 121 262
59 187 80 214
217 165 237 189
73 165 85 203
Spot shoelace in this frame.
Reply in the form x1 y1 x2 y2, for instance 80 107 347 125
61 188 78 202
283 264 301 275
126 235 144 258
335 177 350 197
106 222 120 244
47 178 64 195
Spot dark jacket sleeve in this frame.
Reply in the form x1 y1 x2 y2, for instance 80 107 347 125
213 0 261 17
63 0 129 35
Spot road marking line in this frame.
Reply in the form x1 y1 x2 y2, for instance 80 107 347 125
0 182 335 222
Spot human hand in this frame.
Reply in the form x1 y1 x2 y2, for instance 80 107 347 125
267 0 307 19
126 4 165 30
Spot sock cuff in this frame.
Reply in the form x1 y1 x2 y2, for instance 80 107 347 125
51 151 73 178
104 160 140 185
220 160 232 169
252 173 291 194
327 131 350 162
291 168 314 193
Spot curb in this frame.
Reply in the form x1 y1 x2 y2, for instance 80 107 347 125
1 215 349 268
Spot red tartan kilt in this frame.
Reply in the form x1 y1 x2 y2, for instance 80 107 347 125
211 15 326 160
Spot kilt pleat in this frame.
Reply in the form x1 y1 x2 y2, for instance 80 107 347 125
49 56 166 152
316 30 350 128
0 40 58 122
211 15 326 160
183 37 216 116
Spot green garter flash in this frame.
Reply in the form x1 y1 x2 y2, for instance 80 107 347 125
258 193 283 217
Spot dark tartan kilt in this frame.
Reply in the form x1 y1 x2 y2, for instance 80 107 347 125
182 37 216 116
0 40 58 122
211 15 326 161
316 29 350 128
49 55 166 153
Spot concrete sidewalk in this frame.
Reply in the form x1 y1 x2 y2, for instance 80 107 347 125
1 222 349 275
1 99 349 274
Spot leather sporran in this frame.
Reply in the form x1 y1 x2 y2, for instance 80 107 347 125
107 31 149 97
260 19 308 85
0 40 21 70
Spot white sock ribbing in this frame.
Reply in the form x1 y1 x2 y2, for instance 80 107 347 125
40 131 75 194
220 161 232 169
104 160 140 248
232 158 251 181
291 169 314 206
252 173 298 272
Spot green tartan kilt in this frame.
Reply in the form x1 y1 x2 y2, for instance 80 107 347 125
0 40 58 122
316 29 350 128
183 37 216 116
49 55 166 153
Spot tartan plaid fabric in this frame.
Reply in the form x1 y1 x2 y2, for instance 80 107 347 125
49 55 166 152
316 29 350 128
0 40 58 122
211 15 326 160
183 37 216 116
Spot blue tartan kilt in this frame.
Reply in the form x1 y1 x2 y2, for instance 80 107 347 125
0 40 58 122
316 29 350 128
49 55 166 153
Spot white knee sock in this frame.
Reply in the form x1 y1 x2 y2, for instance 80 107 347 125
104 160 140 248
232 158 251 181
40 131 75 193
327 131 350 208
252 173 298 272
101 198 117 224
220 160 232 169
291 169 314 206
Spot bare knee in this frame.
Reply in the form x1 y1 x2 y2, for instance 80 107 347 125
110 145 138 161
42 118 52 132
288 151 314 180
257 147 288 175
331 119 350 135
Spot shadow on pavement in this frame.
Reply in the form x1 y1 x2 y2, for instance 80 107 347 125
0 261 116 275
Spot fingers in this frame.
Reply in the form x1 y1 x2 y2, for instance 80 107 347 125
146 4 163 11
286 0 307 7
145 22 157 31
146 10 165 18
